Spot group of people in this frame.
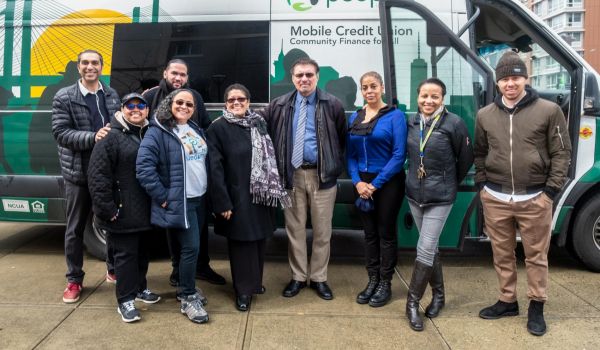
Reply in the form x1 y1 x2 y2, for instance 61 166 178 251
52 49 571 337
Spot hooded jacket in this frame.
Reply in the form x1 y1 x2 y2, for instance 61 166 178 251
136 115 207 229
474 86 571 198
87 112 152 233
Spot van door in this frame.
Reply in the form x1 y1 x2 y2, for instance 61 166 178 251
378 0 494 248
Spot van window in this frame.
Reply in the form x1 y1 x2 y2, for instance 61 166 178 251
111 21 269 103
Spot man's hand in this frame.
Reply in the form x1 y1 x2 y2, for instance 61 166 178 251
221 210 233 220
95 123 111 142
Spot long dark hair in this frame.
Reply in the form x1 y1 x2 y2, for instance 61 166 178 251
155 88 195 129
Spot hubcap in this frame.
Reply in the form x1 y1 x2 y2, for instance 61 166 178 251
594 216 600 251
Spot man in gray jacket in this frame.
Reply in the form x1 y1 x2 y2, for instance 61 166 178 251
52 49 120 303
474 51 571 336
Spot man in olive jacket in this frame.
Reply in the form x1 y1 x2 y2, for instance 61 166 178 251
260 57 346 300
474 51 571 336
52 50 120 303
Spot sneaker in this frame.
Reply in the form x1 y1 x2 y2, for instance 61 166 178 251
117 300 141 323
62 282 82 303
196 266 226 285
527 300 547 336
177 287 208 305
180 293 209 324
105 271 117 284
135 289 161 304
479 300 519 319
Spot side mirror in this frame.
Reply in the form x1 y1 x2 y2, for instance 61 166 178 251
584 72 600 116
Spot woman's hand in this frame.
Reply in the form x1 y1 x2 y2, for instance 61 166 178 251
221 210 233 220
161 201 167 208
366 183 377 195
356 182 372 199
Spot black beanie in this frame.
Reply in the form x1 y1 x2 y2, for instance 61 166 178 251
495 51 528 82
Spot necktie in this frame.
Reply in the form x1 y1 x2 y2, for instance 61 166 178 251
291 97 308 169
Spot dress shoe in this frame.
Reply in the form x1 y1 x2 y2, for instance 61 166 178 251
196 265 226 285
255 285 266 295
236 294 252 312
282 280 307 297
479 300 519 319
310 281 333 300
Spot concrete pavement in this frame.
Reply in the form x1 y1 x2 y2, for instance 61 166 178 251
0 223 599 349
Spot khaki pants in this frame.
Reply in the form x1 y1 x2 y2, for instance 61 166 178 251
284 168 337 282
480 190 552 302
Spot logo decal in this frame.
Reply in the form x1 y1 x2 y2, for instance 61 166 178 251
2 199 30 213
287 0 314 11
31 201 45 214
580 126 593 139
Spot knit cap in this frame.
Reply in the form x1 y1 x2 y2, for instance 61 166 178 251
495 51 528 81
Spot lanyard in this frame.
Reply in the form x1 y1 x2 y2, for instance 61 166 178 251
417 112 442 179
419 113 442 157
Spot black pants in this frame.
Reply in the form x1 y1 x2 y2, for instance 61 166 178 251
167 220 210 273
357 172 405 281
109 231 150 304
228 239 266 296
106 238 115 274
64 181 92 283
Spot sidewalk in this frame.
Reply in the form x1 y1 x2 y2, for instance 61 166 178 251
0 224 599 349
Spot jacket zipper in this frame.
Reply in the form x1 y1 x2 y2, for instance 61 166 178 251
556 125 565 150
95 93 105 126
362 136 368 171
509 109 516 195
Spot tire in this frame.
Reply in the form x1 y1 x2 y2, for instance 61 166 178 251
571 194 600 272
83 214 108 260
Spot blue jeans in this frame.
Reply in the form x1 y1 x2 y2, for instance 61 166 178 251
170 195 205 296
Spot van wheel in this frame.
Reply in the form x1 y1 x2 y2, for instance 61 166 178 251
572 194 600 272
83 214 107 260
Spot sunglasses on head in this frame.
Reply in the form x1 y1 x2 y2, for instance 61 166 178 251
174 100 194 108
226 97 248 104
294 72 315 78
124 103 147 110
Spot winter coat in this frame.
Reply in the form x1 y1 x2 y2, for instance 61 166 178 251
136 116 207 229
206 117 275 241
51 81 120 185
260 88 347 190
405 109 473 206
474 87 571 198
88 112 152 233
346 106 407 189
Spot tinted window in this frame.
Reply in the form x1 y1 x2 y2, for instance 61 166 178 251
111 21 269 103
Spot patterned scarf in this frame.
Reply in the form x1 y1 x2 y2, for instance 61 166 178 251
222 109 292 208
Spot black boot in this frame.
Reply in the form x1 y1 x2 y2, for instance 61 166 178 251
369 280 392 307
406 261 433 331
425 254 445 318
527 300 546 336
356 274 379 304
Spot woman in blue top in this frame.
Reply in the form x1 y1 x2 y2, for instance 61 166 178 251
136 89 209 325
347 71 407 308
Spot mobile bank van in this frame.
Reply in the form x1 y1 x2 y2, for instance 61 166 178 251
1 0 599 271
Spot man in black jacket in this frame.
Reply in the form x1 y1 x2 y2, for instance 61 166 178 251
52 49 120 303
143 59 225 286
261 58 346 300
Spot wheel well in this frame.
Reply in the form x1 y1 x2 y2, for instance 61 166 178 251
564 183 600 245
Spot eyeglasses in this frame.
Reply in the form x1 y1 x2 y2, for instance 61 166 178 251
226 97 248 104
124 103 147 110
174 100 194 108
294 72 315 79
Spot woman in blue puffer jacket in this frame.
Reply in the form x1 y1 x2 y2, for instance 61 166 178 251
136 89 209 325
